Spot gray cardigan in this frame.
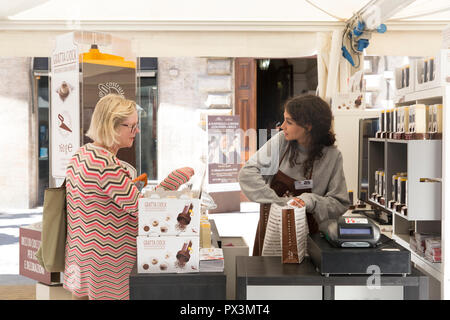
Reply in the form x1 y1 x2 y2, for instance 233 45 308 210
238 131 350 225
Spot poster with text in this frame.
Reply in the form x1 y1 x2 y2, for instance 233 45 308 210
207 115 241 186
50 33 80 178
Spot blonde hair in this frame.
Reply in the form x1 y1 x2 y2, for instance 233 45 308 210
86 94 137 148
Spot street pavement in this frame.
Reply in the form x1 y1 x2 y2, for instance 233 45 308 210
0 207 43 285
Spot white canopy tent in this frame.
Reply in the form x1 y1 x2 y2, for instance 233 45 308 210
0 0 449 299
1 0 449 23
0 0 448 57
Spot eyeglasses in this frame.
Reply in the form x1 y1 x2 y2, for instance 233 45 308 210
120 123 139 133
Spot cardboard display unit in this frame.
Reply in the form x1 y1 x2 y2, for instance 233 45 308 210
137 188 202 274
137 236 199 274
138 195 200 237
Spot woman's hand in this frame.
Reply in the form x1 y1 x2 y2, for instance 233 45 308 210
288 197 305 208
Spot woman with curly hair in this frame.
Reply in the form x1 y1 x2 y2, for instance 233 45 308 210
238 95 350 256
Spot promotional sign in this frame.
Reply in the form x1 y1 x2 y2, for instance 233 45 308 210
19 225 60 285
206 115 241 213
50 33 80 178
206 115 241 185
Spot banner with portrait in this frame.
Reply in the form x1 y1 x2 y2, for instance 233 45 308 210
206 115 241 185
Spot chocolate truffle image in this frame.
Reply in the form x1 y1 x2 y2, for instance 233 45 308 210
177 203 193 226
143 225 150 232
56 81 73 102
176 240 192 268
159 263 168 271
143 264 149 270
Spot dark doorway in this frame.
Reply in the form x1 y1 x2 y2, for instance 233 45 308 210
256 57 318 143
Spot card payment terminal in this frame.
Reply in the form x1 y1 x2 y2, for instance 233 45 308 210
321 215 381 248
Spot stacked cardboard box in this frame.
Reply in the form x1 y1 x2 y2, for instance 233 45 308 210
424 238 441 263
137 190 200 273
411 232 441 263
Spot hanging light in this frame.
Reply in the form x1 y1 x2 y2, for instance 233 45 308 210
258 59 270 70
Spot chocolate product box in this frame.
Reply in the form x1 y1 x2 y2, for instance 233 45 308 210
139 195 200 236
137 236 199 273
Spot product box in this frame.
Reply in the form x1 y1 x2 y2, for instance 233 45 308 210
408 104 429 134
396 106 410 134
395 63 415 98
428 104 443 133
139 192 200 236
200 216 211 248
389 108 397 137
137 236 199 273
415 50 450 91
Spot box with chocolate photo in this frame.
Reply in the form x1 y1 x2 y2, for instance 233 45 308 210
138 196 200 236
137 236 199 273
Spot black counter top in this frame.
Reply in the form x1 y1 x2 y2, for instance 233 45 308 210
236 256 429 300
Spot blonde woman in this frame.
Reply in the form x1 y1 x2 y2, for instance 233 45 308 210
64 94 141 300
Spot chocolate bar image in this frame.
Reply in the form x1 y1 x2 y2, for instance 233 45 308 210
176 240 192 267
177 203 193 226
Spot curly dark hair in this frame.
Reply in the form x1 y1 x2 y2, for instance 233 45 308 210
284 95 336 177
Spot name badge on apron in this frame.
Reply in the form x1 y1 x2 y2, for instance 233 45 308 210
295 179 313 190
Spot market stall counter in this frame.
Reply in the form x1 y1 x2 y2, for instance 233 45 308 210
236 256 429 300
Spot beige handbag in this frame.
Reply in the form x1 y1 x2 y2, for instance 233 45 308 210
35 180 67 272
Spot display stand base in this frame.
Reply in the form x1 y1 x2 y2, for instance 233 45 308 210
221 236 249 300
35 282 71 300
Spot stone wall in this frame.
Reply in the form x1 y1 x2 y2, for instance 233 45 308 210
157 57 233 181
0 58 37 209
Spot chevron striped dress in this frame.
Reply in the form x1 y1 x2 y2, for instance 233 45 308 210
63 143 140 300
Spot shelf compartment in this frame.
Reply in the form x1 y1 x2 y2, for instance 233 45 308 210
392 214 442 281
369 139 442 221
368 139 385 199
404 140 442 221
392 234 442 281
